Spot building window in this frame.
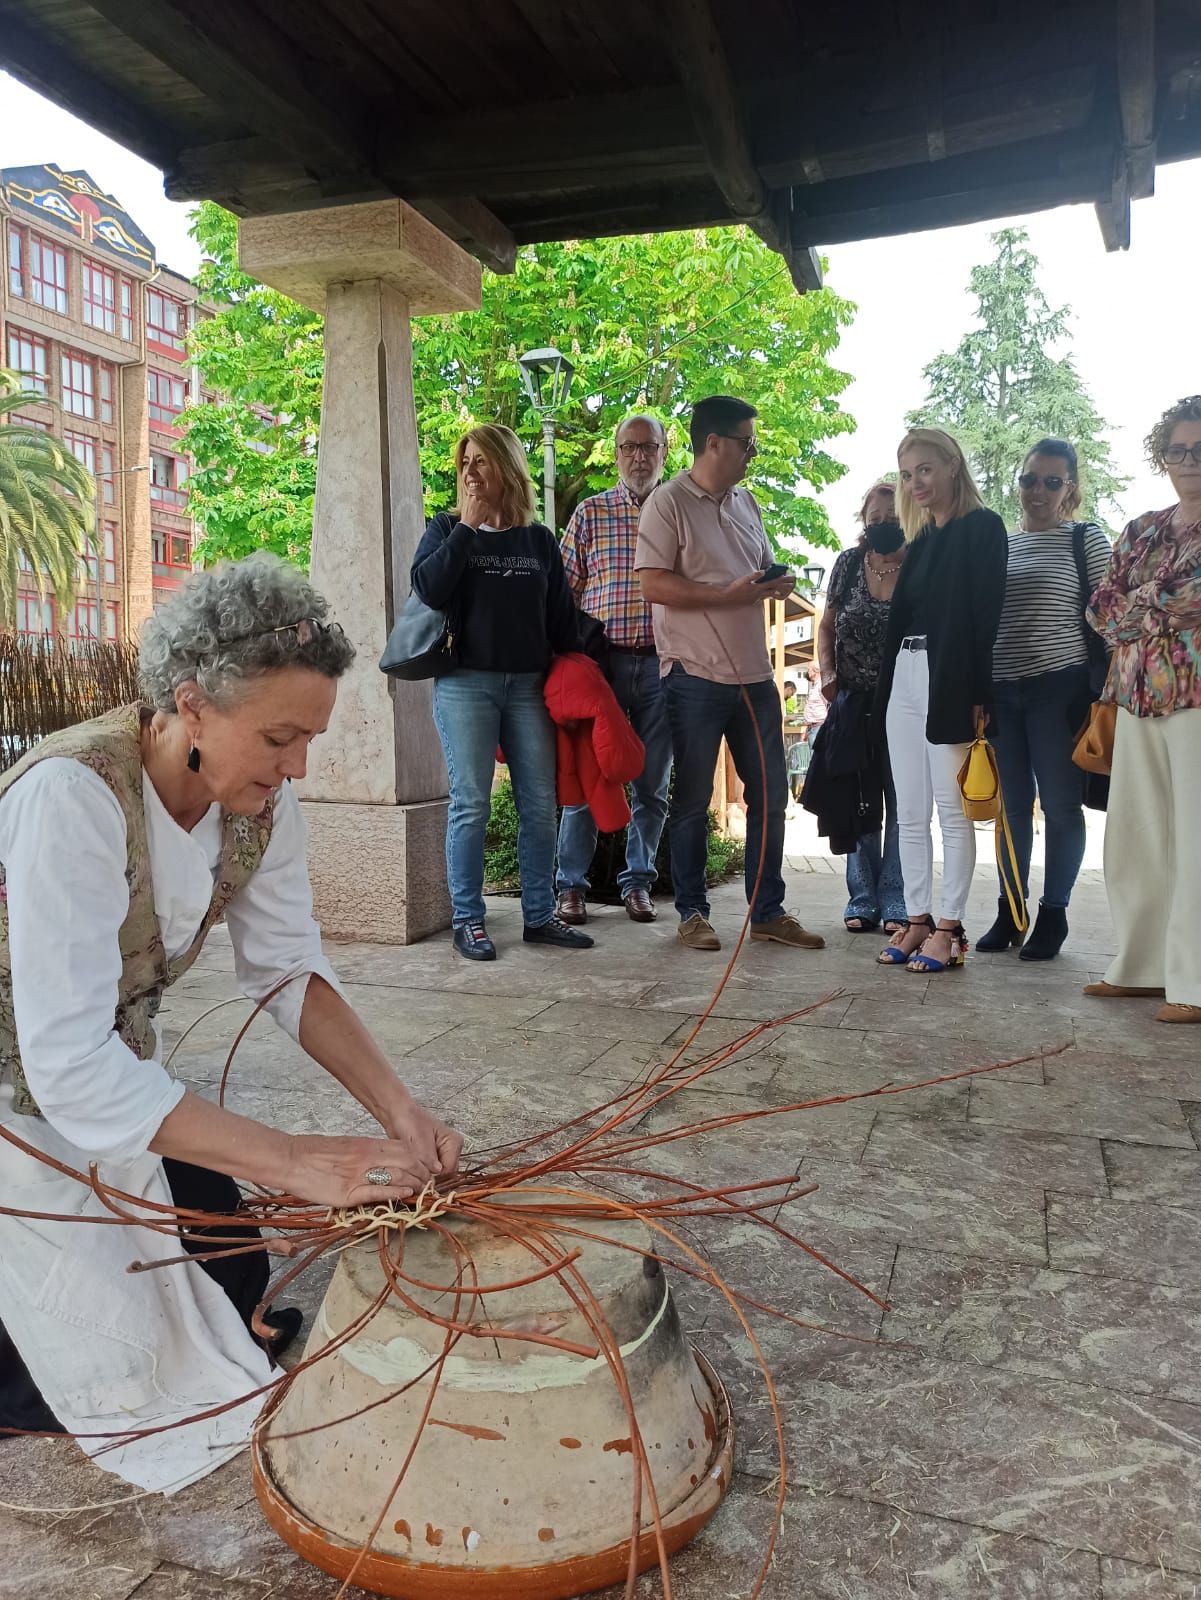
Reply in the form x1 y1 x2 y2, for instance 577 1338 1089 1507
120 279 134 342
7 331 49 395
101 445 115 503
69 598 99 650
99 363 115 425
148 369 186 424
12 413 51 432
62 352 96 418
170 532 192 569
83 259 117 333
16 594 55 641
82 523 119 585
64 430 96 474
152 527 168 565
8 226 23 297
105 601 119 641
150 449 189 508
146 289 186 352
29 234 69 314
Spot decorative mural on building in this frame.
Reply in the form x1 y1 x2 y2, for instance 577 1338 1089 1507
0 164 155 271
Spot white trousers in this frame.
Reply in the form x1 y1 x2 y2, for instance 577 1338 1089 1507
1104 705 1201 1005
886 646 975 923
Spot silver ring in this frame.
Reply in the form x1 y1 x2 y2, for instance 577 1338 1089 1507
365 1166 393 1187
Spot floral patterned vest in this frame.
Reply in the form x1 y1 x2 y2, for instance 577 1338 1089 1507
0 704 274 1118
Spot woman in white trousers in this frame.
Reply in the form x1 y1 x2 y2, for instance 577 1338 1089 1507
876 429 1007 974
1084 395 1201 1025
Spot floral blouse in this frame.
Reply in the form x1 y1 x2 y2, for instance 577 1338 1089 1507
1087 506 1201 718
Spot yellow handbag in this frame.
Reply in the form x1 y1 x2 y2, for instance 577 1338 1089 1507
957 719 1029 934
1072 699 1116 776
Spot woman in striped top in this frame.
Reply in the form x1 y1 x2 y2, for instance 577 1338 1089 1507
977 439 1110 960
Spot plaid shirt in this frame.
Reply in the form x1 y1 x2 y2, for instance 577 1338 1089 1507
560 481 656 649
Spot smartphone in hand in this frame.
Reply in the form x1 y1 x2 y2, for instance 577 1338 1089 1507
754 563 792 584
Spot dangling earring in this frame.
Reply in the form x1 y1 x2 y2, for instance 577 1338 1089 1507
187 744 201 773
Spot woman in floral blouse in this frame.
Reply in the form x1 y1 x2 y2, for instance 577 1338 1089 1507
1085 395 1201 1024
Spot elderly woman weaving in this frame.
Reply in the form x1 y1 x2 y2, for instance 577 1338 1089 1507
0 553 462 1489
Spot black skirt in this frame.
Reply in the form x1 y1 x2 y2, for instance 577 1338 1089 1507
0 1159 271 1436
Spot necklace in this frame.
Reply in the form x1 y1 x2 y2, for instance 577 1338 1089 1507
865 552 902 581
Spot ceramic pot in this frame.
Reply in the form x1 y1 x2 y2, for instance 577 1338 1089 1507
254 1190 734 1598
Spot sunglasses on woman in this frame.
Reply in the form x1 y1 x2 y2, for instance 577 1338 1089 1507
1017 473 1072 491
217 617 346 648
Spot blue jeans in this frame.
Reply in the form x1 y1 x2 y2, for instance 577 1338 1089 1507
432 669 557 927
555 651 673 897
845 764 906 925
991 664 1090 909
664 666 788 923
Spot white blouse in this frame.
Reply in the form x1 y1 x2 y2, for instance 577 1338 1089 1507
0 758 342 1160
0 758 344 1491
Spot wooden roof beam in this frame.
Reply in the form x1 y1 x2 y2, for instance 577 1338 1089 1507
1094 0 1156 251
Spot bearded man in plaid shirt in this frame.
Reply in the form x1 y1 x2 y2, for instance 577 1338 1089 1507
555 415 674 925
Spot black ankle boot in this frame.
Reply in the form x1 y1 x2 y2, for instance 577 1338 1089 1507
976 897 1025 952
1019 903 1068 962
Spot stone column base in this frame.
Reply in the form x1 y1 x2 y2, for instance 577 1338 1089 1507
301 799 450 945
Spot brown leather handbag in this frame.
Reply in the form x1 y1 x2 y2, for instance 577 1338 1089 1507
1072 700 1116 776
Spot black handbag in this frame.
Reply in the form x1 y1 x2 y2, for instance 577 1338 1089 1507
1070 521 1111 811
378 515 460 681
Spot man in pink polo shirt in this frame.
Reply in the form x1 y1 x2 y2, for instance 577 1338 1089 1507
635 395 825 953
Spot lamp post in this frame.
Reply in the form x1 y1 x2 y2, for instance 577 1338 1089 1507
802 562 826 594
93 463 149 642
517 347 574 529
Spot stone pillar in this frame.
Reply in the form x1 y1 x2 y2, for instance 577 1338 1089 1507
239 201 481 943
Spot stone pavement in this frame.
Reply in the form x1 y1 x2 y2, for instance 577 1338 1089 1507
3 843 1200 1600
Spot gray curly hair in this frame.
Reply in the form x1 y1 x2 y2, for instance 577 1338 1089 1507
138 552 355 713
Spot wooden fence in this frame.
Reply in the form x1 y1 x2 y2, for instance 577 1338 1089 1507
0 633 141 773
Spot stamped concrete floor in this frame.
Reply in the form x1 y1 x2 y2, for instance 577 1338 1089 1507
3 848 1200 1600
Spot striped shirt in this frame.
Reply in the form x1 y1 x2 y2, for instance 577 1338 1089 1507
993 520 1112 681
559 481 655 649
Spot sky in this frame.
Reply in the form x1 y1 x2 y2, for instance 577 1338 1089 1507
3 69 1199 564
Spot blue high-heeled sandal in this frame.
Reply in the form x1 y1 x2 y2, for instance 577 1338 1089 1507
877 916 934 966
907 922 968 974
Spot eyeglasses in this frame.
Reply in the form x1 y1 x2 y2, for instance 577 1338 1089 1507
1018 473 1071 491
617 442 664 459
717 433 758 455
1163 443 1201 466
216 616 345 648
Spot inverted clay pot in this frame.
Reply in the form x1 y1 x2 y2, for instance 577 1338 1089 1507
253 1190 734 1598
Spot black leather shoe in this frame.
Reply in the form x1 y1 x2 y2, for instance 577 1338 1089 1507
1019 903 1068 961
523 915 595 949
453 921 496 960
977 896 1025 952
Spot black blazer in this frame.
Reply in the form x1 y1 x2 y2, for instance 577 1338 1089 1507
875 506 1008 745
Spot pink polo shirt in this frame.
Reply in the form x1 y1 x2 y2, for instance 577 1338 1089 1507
634 470 773 684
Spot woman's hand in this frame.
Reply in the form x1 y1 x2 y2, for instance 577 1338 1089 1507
459 489 495 531
378 1092 464 1180
282 1132 448 1208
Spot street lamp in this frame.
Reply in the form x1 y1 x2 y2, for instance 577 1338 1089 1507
93 463 150 642
802 563 826 593
518 347 574 529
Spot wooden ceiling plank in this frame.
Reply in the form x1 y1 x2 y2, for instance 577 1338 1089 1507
403 196 517 275
84 0 372 172
1116 0 1158 197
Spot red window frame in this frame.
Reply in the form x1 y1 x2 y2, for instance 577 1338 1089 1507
148 368 186 425
82 259 117 333
150 449 189 509
29 233 69 314
8 224 23 297
63 430 96 474
99 362 115 425
69 597 99 646
146 288 186 353
16 594 55 638
104 601 120 641
100 445 115 504
61 351 96 418
7 330 49 395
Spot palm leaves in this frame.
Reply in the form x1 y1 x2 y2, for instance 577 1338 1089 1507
0 367 96 625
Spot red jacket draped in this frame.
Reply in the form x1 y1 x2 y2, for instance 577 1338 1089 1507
542 653 646 833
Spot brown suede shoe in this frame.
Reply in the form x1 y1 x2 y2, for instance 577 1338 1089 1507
677 913 720 951
623 888 656 923
1082 981 1165 998
556 888 587 925
750 914 825 950
1157 1002 1201 1024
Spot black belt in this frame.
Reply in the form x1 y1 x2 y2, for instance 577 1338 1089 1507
609 643 658 657
900 636 927 651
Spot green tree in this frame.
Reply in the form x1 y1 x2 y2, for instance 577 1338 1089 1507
182 205 857 565
907 228 1126 528
0 369 95 624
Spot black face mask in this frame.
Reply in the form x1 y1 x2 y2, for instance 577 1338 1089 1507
865 520 904 554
